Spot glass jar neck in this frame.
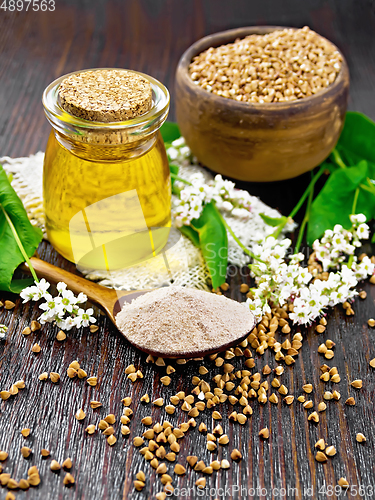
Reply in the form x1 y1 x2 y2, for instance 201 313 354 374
54 129 159 162
43 68 169 161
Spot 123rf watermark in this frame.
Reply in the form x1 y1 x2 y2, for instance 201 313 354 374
168 484 375 498
0 0 55 11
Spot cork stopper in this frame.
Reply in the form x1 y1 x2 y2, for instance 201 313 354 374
58 69 153 123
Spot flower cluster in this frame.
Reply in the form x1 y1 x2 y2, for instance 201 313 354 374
247 215 374 325
212 174 252 215
312 214 369 271
172 173 211 228
166 137 193 166
167 136 374 326
20 279 96 331
167 137 253 227
172 172 253 228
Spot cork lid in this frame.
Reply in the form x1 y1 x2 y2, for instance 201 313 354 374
58 69 153 123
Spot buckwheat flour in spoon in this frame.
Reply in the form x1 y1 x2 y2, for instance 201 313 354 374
115 286 255 357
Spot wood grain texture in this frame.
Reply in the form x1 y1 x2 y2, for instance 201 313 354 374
0 1 375 499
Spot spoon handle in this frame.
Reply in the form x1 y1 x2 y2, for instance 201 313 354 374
23 257 117 308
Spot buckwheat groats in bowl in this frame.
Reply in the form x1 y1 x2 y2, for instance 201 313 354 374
175 26 349 181
188 26 342 103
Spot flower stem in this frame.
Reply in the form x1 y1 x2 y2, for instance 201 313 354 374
0 204 39 283
351 187 360 215
217 211 265 263
273 165 326 239
330 148 347 169
290 165 326 219
294 172 315 253
348 187 360 268
170 173 192 185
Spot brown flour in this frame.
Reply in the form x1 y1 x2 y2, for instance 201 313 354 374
115 286 255 356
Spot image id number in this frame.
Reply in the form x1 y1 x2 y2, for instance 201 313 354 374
319 484 374 497
1 0 55 11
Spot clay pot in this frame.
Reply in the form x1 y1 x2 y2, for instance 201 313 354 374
175 26 349 182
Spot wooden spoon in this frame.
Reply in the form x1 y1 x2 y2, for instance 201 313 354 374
23 257 255 359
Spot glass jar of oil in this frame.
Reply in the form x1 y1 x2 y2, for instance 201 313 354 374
42 69 171 272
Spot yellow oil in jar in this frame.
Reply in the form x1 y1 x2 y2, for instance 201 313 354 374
43 131 171 271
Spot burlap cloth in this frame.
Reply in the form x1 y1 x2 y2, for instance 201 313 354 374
1 152 293 290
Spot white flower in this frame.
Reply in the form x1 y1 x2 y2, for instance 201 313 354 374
221 201 233 211
74 308 96 328
171 137 185 147
20 278 50 302
167 147 178 160
56 282 67 293
340 265 358 288
35 278 50 298
60 289 77 313
350 213 366 224
39 310 53 324
39 295 64 322
295 268 312 285
56 316 76 331
290 252 305 264
76 292 88 304
180 146 191 157
289 304 311 325
20 284 39 303
357 223 370 240
352 256 374 280
247 295 270 320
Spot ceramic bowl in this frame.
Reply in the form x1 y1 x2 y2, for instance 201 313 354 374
175 26 349 182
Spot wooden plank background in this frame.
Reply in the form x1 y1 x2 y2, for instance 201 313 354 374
0 1 375 499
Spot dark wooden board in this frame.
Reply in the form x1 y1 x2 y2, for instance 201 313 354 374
0 1 375 499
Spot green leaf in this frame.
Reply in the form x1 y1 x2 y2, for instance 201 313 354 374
190 202 228 289
335 112 375 167
179 225 200 248
0 165 43 293
9 278 34 293
307 160 375 244
169 164 179 190
160 122 181 144
259 213 287 227
169 164 179 176
306 113 375 244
